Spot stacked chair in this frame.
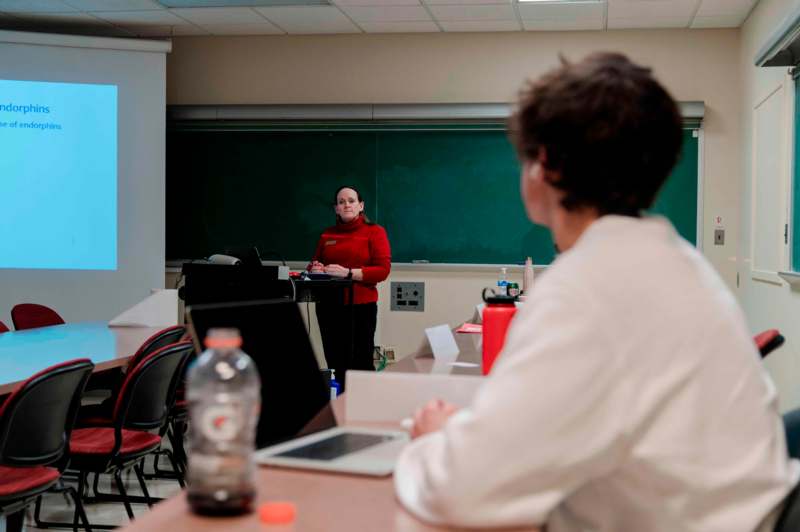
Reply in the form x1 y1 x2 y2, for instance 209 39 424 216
0 359 94 532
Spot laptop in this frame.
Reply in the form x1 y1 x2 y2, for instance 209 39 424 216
186 299 408 476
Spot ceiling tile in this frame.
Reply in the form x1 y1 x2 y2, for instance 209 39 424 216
62 0 164 10
0 0 76 13
169 7 265 24
7 11 98 22
517 1 604 20
254 6 360 34
93 9 187 24
695 0 756 17
201 22 282 34
691 14 746 28
334 0 420 7
607 16 691 29
429 4 515 21
522 17 603 31
607 0 697 19
121 23 206 36
426 0 509 5
341 5 430 22
440 19 520 31
360 20 438 31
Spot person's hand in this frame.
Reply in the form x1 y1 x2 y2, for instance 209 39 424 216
410 399 459 439
309 261 325 273
325 264 350 278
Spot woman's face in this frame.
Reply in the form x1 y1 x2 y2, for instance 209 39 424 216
335 188 364 223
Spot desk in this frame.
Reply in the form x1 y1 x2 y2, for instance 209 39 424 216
0 321 164 395
390 328 483 376
116 325 526 532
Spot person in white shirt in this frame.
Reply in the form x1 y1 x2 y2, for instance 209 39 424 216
394 52 800 532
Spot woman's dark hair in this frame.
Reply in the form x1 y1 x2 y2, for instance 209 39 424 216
509 52 683 216
334 185 374 224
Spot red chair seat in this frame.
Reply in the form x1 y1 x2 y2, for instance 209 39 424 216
70 428 161 456
0 465 59 497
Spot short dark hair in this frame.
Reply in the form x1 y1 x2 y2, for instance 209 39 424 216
509 52 683 216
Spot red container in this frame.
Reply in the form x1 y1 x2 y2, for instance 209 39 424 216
481 289 517 375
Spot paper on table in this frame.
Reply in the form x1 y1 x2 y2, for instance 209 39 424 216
425 324 459 359
108 289 179 327
456 323 482 334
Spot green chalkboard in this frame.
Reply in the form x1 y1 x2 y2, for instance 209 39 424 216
166 123 698 264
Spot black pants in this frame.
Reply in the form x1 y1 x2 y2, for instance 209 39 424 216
316 301 377 391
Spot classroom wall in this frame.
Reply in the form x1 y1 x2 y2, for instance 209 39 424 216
167 28 741 358
739 0 800 412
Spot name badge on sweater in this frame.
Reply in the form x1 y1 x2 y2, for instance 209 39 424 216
325 240 336 246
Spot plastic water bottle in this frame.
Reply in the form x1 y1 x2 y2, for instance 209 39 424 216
497 267 509 296
481 288 517 375
187 328 261 516
523 257 535 295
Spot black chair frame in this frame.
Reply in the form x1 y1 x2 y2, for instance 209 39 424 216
0 359 94 532
64 342 192 529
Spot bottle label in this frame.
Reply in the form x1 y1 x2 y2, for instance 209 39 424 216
199 403 243 442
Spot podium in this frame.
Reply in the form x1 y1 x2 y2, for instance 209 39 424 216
180 263 355 359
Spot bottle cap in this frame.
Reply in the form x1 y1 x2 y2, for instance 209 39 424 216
204 328 243 349
258 502 297 524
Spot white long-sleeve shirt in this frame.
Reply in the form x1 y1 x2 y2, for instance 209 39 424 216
395 215 799 532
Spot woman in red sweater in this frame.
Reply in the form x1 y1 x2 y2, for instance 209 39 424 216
309 186 391 388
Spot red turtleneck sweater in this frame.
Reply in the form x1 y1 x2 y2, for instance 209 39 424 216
310 215 391 304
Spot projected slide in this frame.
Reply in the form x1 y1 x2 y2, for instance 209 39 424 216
0 79 117 270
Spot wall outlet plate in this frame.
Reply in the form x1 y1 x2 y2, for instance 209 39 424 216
391 281 425 312
714 228 725 245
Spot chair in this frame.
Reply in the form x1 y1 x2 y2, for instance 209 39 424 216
66 342 193 525
78 325 188 425
755 329 785 358
0 359 94 532
11 303 65 331
0 320 8 334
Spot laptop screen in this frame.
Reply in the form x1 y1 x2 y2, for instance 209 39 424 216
186 299 334 448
